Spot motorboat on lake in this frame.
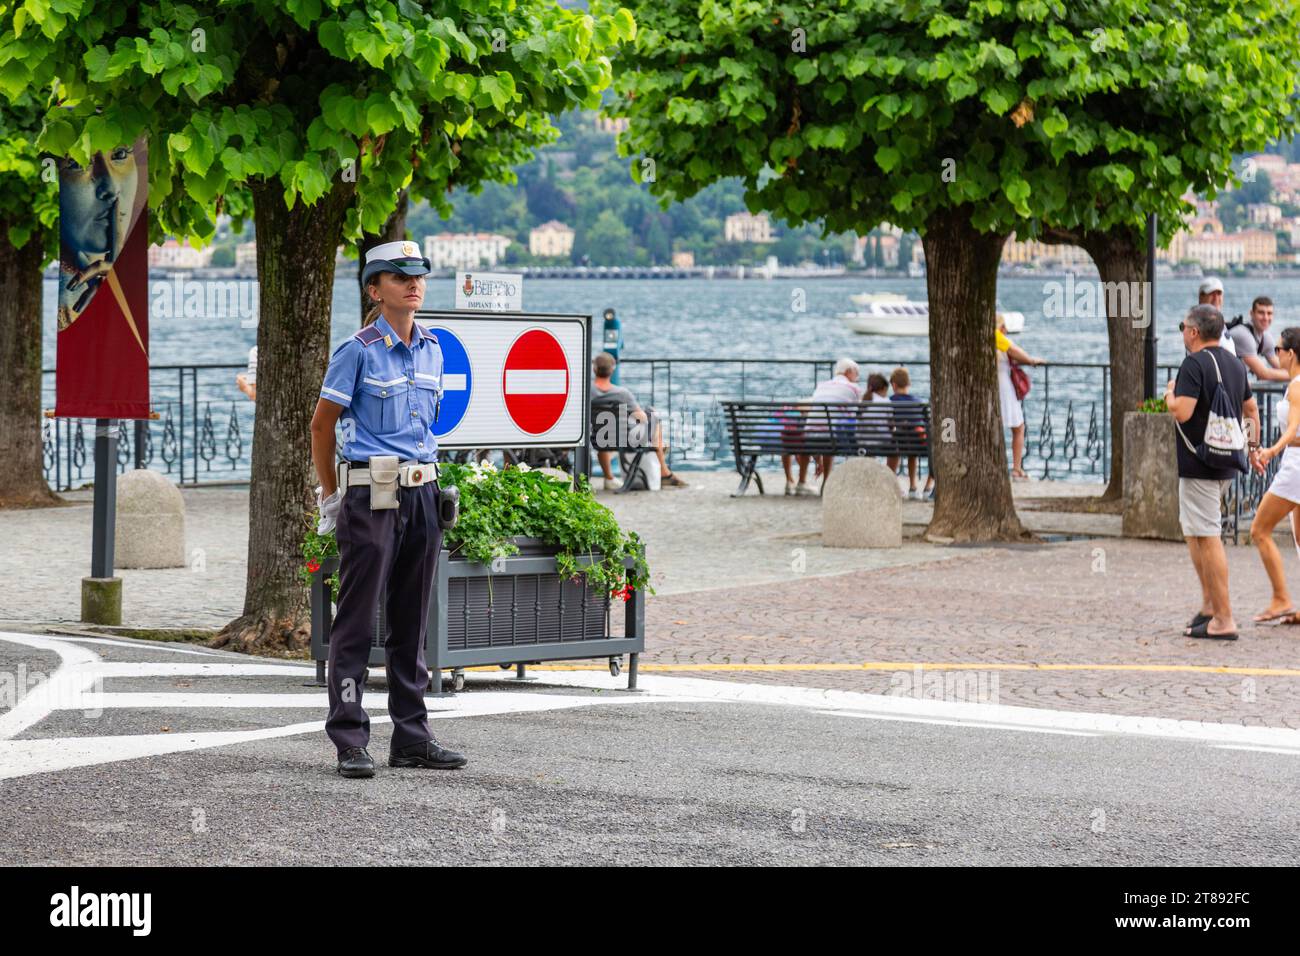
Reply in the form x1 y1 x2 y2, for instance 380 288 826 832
839 293 1025 337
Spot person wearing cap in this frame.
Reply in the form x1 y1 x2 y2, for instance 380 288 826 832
1195 278 1237 357
309 239 468 779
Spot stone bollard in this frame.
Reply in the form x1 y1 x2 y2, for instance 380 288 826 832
115 469 187 568
821 456 903 548
1122 411 1182 541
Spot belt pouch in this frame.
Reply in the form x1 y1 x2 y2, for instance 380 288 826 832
368 455 400 510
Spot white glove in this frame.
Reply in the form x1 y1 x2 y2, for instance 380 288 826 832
316 486 342 535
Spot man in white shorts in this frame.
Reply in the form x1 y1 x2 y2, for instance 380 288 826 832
1164 304 1259 640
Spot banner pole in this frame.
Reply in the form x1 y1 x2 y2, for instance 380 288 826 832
81 418 122 624
90 418 117 578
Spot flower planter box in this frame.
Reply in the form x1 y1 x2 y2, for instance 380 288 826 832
309 535 645 694
1122 411 1183 541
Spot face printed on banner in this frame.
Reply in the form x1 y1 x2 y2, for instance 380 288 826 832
57 144 140 329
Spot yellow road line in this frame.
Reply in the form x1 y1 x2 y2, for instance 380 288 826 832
465 662 1300 678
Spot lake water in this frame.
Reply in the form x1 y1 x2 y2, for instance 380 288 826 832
42 273 1300 371
38 272 1300 484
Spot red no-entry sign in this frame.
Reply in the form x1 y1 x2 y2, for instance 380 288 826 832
502 328 570 435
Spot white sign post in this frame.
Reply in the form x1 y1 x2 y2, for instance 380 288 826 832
454 271 524 312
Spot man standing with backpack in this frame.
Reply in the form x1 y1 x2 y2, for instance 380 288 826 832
1164 305 1261 641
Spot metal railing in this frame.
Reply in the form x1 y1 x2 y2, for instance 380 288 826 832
615 358 1115 481
42 364 254 491
40 359 1287 521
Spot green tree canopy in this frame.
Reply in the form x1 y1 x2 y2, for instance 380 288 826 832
0 0 634 648
603 0 1300 539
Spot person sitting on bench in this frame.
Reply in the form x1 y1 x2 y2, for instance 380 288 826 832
591 351 687 490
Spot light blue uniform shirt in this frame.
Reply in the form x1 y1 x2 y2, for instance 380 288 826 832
320 315 444 462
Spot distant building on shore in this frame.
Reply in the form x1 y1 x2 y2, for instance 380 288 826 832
1248 202 1284 226
595 116 629 134
1002 234 1091 268
724 211 773 243
853 233 901 268
1182 232 1245 269
149 238 213 270
529 221 575 258
1173 228 1277 268
671 250 695 268
424 232 512 270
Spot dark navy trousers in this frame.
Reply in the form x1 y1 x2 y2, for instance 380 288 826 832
326 481 441 755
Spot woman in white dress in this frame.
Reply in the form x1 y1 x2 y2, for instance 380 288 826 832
1248 326 1300 622
996 317 1046 480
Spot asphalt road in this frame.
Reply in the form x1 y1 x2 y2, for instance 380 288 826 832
2 630 1298 866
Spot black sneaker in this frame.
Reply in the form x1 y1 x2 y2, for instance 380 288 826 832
337 746 375 778
389 738 468 769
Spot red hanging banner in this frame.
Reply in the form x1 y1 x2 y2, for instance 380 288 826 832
53 136 150 419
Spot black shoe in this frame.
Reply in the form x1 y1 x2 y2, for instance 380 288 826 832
389 738 468 769
337 747 375 778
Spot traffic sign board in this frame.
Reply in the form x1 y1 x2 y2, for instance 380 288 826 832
413 311 588 448
427 327 472 438
502 328 569 435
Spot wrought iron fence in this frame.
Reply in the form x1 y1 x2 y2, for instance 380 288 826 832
615 358 1115 481
42 364 253 491
40 359 1286 507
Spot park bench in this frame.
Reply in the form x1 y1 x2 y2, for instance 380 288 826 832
721 399 932 496
590 402 658 493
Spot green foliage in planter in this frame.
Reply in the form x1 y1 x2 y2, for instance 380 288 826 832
1138 397 1168 414
300 461 651 604
301 518 339 602
441 460 650 597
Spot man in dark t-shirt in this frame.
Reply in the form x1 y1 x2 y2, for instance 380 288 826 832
1163 304 1260 641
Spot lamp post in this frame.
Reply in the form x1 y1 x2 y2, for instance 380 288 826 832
1144 212 1158 400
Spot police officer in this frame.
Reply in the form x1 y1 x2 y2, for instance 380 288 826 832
310 239 467 778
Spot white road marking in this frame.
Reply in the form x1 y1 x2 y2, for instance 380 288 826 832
6 631 1300 784
507 670 1300 752
0 631 708 780
812 710 1099 737
0 696 701 781
38 635 229 657
504 369 566 394
1211 744 1300 757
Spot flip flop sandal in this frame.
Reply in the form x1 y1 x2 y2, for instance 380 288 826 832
1186 612 1212 630
1185 620 1238 641
1253 608 1297 623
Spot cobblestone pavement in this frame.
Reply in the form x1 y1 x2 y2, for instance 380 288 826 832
640 537 1300 729
0 487 250 628
6 470 1294 729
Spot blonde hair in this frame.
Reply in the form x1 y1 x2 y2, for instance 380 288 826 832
890 366 910 389
362 276 382 327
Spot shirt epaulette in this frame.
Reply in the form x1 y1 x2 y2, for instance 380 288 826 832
417 324 437 341
354 325 386 347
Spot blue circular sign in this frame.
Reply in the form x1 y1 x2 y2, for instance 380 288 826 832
430 327 472 438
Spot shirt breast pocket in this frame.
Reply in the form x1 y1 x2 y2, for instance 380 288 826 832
358 379 410 434
413 377 441 430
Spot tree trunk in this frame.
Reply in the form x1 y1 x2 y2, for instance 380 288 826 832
1081 230 1146 502
213 177 356 656
357 188 409 324
0 225 60 510
922 208 1028 542
1043 225 1147 501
